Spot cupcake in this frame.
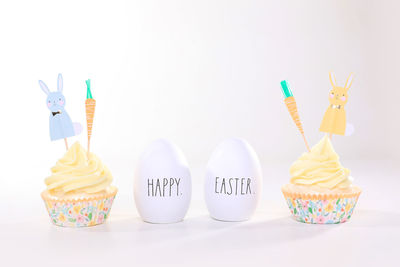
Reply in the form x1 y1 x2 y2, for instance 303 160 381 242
41 142 117 227
282 135 361 224
38 75 117 227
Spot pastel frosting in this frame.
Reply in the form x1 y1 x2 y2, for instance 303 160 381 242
45 142 113 195
289 135 351 189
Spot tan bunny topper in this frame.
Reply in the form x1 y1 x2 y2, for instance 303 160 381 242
319 72 354 136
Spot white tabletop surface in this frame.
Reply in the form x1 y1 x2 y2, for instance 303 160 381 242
1 160 399 267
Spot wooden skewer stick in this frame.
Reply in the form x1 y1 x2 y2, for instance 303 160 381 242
87 138 91 157
64 138 69 150
301 133 311 152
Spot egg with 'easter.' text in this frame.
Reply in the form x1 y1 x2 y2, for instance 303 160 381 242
205 138 263 222
134 139 192 223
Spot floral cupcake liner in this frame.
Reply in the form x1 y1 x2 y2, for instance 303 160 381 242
282 186 361 224
41 186 118 227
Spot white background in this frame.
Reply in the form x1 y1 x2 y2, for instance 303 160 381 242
0 0 399 266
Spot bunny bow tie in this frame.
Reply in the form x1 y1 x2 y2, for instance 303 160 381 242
52 111 62 116
330 104 342 109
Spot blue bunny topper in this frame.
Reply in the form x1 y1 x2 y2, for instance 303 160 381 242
39 74 82 149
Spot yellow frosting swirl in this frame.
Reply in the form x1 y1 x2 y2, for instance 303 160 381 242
289 135 351 189
45 142 113 195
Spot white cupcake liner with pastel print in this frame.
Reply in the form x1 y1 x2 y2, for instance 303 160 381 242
282 186 361 224
41 186 117 227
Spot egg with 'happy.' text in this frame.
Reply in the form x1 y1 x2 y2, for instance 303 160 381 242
205 138 263 222
134 139 192 223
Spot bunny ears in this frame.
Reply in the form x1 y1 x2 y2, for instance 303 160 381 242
39 73 63 95
329 72 354 90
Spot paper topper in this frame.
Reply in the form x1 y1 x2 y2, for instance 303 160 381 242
85 79 96 155
280 80 310 151
39 74 82 149
319 72 354 136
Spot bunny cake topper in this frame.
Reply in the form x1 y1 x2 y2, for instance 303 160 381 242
39 74 82 150
319 72 354 138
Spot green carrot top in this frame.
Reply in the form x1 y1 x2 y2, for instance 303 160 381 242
86 79 93 99
280 80 293 98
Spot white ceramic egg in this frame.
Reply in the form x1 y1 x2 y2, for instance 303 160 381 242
205 138 262 222
134 139 192 223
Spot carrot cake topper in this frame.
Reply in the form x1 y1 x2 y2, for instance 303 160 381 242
39 74 82 150
280 80 310 152
319 72 354 137
85 79 96 156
